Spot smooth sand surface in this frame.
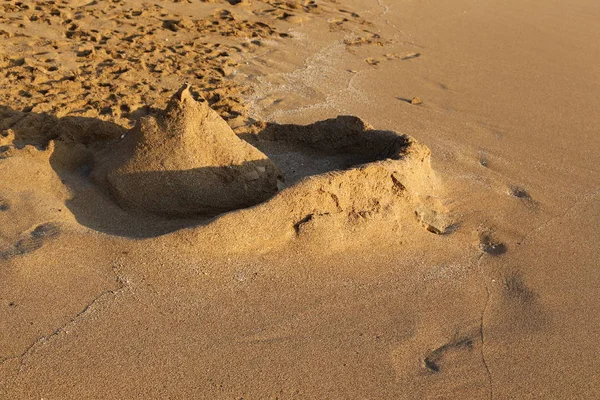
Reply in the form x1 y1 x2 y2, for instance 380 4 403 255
1 0 599 398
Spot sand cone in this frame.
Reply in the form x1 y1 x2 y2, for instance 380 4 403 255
93 85 280 216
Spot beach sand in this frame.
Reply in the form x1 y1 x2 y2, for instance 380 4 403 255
1 0 599 398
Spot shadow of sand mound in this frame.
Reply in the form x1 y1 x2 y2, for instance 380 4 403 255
0 105 125 149
0 106 200 238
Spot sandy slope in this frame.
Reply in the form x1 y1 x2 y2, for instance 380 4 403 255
1 0 599 399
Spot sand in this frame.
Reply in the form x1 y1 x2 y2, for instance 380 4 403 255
1 0 600 398
93 84 280 216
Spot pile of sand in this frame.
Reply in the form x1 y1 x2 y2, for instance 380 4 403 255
93 85 280 216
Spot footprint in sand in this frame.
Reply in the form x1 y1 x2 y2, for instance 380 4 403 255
478 151 489 167
501 272 548 331
343 31 385 47
365 52 421 67
423 334 477 373
391 325 491 398
504 273 537 303
0 222 61 260
508 185 532 201
507 185 539 210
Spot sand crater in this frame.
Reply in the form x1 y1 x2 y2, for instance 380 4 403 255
243 116 412 188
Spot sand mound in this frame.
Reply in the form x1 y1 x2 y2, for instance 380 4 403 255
176 116 446 253
2 87 444 244
93 85 279 216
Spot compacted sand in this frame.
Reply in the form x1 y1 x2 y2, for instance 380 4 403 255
1 0 599 398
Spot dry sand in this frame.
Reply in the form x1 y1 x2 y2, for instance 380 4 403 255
1 0 599 398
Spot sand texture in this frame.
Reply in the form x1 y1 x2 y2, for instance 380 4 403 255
1 0 600 399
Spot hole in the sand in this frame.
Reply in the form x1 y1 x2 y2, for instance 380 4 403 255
0 198 9 211
293 214 315 234
242 117 410 189
424 224 443 235
478 235 507 256
424 336 475 373
508 185 531 200
99 107 112 116
424 357 441 373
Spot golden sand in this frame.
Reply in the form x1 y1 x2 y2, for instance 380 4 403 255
1 0 599 398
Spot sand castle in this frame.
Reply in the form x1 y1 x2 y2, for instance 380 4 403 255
90 85 442 240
